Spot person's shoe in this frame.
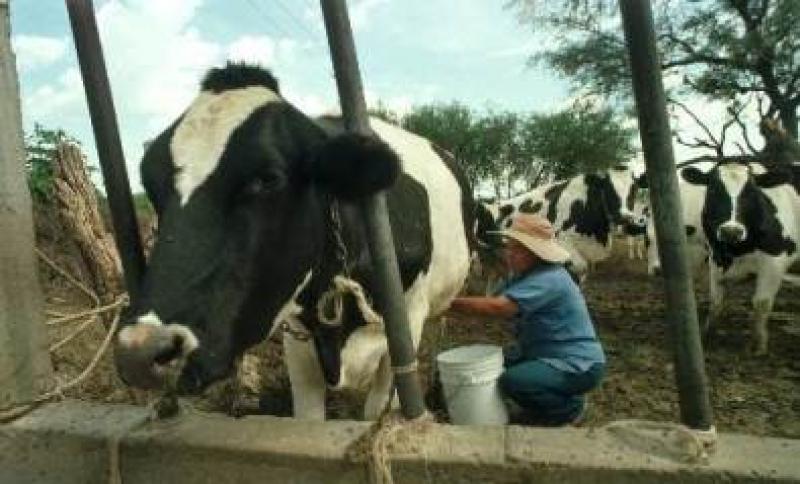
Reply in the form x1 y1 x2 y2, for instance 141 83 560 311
569 400 590 427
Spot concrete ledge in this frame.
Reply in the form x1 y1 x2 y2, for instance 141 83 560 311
0 401 149 484
122 409 370 484
1 400 799 483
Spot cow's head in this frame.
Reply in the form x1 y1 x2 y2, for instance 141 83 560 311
683 162 790 247
114 63 399 393
586 165 637 225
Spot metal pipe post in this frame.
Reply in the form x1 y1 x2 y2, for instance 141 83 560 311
319 0 426 419
0 0 54 409
65 0 145 304
619 0 713 429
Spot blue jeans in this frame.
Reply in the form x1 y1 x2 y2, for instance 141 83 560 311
499 358 605 426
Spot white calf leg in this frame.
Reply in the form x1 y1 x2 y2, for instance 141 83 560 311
636 238 646 260
751 265 784 356
627 236 635 260
706 264 725 335
283 332 326 420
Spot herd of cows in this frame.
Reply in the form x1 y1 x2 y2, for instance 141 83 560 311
113 63 799 421
484 155 799 357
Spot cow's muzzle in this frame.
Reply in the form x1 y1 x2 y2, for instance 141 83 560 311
114 320 199 390
717 223 747 244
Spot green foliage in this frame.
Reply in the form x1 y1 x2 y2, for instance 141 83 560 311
401 102 477 167
24 123 80 203
379 99 636 198
523 102 637 179
400 103 531 196
507 0 800 137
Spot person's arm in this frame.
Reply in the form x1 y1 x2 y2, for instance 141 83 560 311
448 296 518 319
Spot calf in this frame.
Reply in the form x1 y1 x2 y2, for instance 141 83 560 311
682 161 799 355
493 167 637 279
113 63 473 419
624 203 648 260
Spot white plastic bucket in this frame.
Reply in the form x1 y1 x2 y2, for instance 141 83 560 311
436 344 509 425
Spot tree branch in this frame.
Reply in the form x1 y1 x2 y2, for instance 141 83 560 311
670 99 724 155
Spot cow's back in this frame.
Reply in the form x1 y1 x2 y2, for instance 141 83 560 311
369 118 472 315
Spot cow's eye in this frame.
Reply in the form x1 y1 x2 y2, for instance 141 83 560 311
241 177 280 199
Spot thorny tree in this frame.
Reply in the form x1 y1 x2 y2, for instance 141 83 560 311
507 0 800 137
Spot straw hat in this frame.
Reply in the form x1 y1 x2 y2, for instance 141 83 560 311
495 214 570 264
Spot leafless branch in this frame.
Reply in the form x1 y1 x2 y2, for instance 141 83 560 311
734 142 749 155
670 99 724 155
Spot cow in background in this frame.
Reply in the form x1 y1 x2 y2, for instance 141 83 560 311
645 160 717 277
113 63 474 420
493 166 638 281
682 161 799 355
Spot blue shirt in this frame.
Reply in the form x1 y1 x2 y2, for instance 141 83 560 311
501 264 605 373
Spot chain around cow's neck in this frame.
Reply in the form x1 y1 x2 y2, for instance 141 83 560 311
329 198 351 277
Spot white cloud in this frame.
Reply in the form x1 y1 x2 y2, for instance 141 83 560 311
12 35 68 72
350 0 390 30
226 36 301 71
21 67 84 119
96 1 222 126
302 0 390 33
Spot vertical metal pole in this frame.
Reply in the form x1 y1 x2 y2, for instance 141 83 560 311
65 0 145 304
620 0 713 429
320 0 425 419
0 0 54 409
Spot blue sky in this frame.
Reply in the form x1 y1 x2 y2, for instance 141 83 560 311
10 0 753 192
10 0 570 191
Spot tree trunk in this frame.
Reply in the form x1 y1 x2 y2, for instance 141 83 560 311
780 107 798 139
51 142 123 305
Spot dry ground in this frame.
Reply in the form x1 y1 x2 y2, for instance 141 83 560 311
40 236 800 438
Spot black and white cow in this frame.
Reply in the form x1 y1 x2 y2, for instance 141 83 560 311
645 160 716 276
682 161 799 355
493 167 638 279
113 63 473 420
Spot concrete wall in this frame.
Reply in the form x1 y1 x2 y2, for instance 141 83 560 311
2 401 798 484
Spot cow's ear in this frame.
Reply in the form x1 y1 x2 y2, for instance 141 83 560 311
754 170 791 189
681 167 709 185
310 133 400 200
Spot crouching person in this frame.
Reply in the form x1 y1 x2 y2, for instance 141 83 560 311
448 214 605 426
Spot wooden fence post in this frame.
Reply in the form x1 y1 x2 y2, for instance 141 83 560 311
619 0 714 430
0 0 54 410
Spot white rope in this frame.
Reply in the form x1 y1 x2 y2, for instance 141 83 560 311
346 409 435 484
0 296 126 423
317 275 384 329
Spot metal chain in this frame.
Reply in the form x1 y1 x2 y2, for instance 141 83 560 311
330 199 350 276
281 200 350 341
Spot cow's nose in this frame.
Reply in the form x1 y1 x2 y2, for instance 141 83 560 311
115 323 196 389
717 224 746 243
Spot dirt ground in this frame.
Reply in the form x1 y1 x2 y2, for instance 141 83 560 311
39 235 800 438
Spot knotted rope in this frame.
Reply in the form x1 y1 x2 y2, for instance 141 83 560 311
346 409 435 484
317 275 384 330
